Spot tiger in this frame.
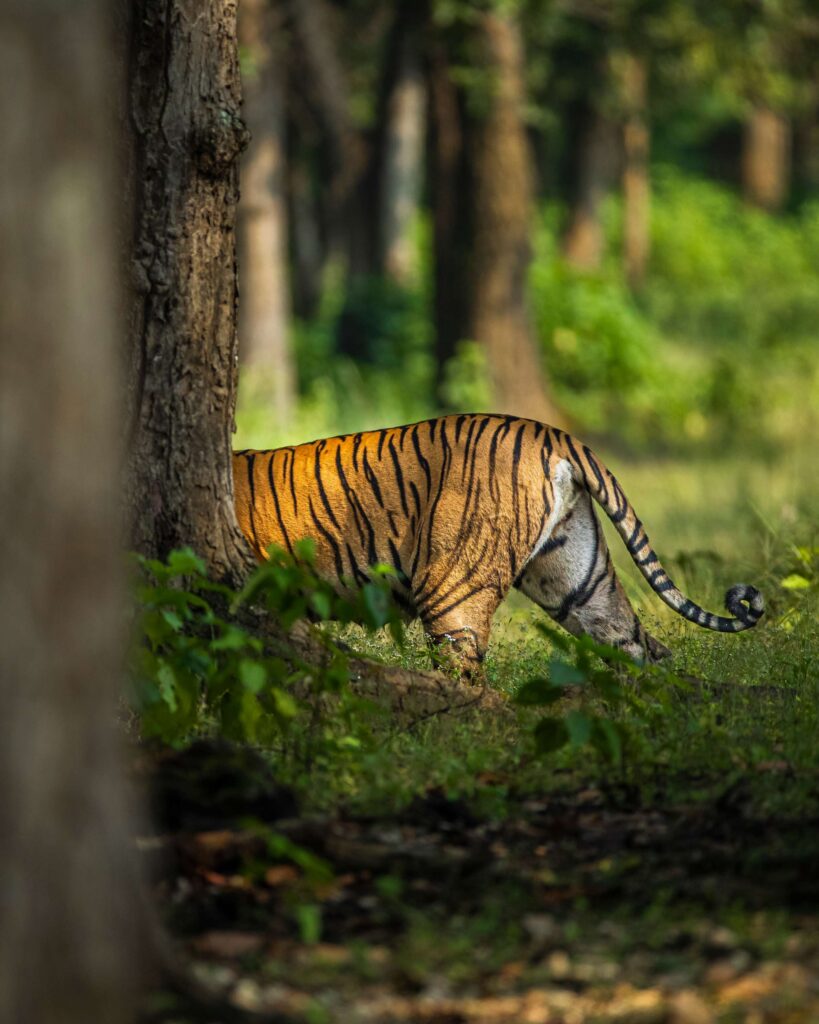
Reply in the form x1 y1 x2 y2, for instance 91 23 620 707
233 414 764 675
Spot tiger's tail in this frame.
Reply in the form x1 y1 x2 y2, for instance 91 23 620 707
556 431 764 633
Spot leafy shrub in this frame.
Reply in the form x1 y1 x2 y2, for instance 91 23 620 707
645 168 819 349
130 543 402 748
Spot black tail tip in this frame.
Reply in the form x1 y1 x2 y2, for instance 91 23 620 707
725 584 765 626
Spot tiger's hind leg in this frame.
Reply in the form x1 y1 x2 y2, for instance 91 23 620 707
516 488 670 663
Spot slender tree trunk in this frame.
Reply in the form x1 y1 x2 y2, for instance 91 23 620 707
794 106 819 195
464 12 557 423
377 13 426 282
620 53 651 289
238 0 296 425
125 0 256 582
428 37 472 398
742 104 791 211
289 0 364 266
288 154 326 318
0 2 143 1020
562 101 618 271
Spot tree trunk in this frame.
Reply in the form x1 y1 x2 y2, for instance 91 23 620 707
562 102 618 271
742 105 791 211
238 0 297 426
428 37 472 398
620 54 650 289
125 0 256 583
289 0 365 267
0 2 144 1020
377 12 426 283
464 12 557 423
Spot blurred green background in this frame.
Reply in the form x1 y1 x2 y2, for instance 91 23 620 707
235 0 819 457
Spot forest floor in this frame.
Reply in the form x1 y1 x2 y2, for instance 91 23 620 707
142 734 819 1024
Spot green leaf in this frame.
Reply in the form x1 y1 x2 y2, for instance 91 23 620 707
362 583 391 628
239 659 266 694
160 609 184 632
533 717 570 754
549 659 588 686
780 573 811 591
293 538 317 564
156 663 177 712
211 625 250 651
166 548 206 577
591 718 623 764
514 676 565 706
565 710 592 747
310 591 332 621
295 903 322 945
271 687 299 719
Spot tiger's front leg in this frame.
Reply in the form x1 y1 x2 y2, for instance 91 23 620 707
415 584 500 680
517 489 670 663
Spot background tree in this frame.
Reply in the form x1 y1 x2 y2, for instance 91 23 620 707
429 2 557 422
0 1 143 1019
125 0 255 582
239 0 297 425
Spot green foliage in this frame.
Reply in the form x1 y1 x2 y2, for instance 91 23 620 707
646 169 819 347
527 176 819 447
514 623 682 765
130 542 402 748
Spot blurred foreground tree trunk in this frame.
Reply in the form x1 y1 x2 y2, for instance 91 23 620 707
619 53 650 289
430 10 558 424
742 104 791 210
238 0 296 425
0 2 143 1020
125 0 256 583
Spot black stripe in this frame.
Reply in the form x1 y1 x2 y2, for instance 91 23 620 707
335 447 367 549
411 425 432 497
245 454 261 552
314 441 341 530
388 537 406 581
538 534 567 556
388 437 409 516
267 454 294 555
308 495 345 578
582 445 609 505
362 449 384 507
288 448 299 515
424 583 489 625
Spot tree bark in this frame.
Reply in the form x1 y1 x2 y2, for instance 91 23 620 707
0 2 144 1020
289 0 365 267
376 9 426 283
742 104 791 211
238 0 297 426
125 0 256 583
428 36 472 398
463 12 557 423
562 100 618 271
620 53 650 289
